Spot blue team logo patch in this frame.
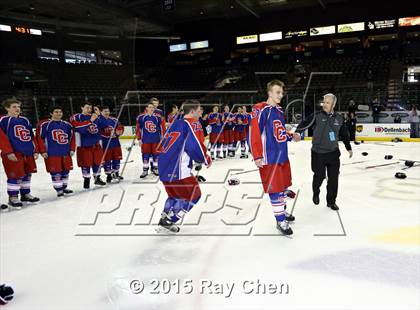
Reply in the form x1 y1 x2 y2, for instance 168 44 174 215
88 124 98 134
14 125 31 142
273 120 287 142
145 121 157 133
52 129 69 144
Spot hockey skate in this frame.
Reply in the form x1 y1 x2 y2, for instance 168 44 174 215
106 174 113 183
277 220 293 235
20 194 40 203
94 176 106 186
140 169 148 178
152 167 159 176
7 196 22 210
83 177 90 189
156 214 180 233
112 172 123 181
57 190 64 198
63 188 73 195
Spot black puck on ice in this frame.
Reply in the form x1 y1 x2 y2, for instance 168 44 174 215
0 284 14 304
362 152 368 156
361 140 365 143
1 204 8 210
384 155 393 160
228 178 240 186
395 172 407 179
354 141 361 145
405 160 415 167
196 175 206 183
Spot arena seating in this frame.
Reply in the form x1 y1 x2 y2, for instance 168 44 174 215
1 48 418 124
133 52 394 114
33 61 130 98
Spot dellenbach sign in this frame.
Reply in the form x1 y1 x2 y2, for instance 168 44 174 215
356 124 411 138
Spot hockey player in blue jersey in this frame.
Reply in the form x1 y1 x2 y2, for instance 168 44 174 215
157 100 212 233
250 80 301 235
167 104 179 125
136 103 165 178
233 106 249 159
38 106 75 197
70 102 106 189
242 105 252 153
208 105 224 160
98 106 124 183
0 126 13 211
221 105 235 158
0 97 40 208
150 97 164 118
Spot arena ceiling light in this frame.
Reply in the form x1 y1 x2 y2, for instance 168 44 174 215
310 25 335 36
367 20 396 30
337 22 365 33
284 30 307 38
399 16 420 27
29 28 42 35
0 24 11 32
259 31 282 42
236 34 258 44
169 43 187 52
190 40 209 50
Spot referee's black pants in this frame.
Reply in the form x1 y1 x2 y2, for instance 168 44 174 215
311 149 340 205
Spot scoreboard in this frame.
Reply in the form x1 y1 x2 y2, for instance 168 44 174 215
14 26 42 35
0 24 42 35
14 26 31 34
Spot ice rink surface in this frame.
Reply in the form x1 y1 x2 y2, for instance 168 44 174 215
1 140 419 310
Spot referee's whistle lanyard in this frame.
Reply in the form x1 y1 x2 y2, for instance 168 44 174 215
316 112 336 145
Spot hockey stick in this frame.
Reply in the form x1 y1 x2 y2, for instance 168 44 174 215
120 138 138 176
342 160 371 166
369 142 395 147
287 189 300 217
365 162 399 169
231 168 259 176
